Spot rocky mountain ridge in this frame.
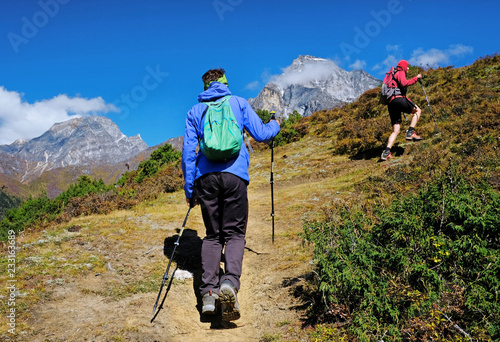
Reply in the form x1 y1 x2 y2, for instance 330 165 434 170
0 116 148 184
249 55 381 117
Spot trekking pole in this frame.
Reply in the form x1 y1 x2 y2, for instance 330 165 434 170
151 206 192 323
244 131 253 153
418 78 439 132
270 111 276 244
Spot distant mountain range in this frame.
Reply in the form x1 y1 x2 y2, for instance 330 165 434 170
0 116 159 198
249 55 381 117
0 116 147 181
0 56 382 198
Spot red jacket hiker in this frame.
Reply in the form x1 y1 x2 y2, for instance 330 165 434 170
381 60 423 161
392 60 419 100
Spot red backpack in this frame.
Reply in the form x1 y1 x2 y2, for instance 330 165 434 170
379 67 401 105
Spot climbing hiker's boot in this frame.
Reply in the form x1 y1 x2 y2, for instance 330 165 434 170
219 279 240 321
381 150 393 161
202 291 218 315
406 130 422 141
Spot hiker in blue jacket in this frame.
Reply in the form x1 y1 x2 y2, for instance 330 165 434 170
182 68 280 322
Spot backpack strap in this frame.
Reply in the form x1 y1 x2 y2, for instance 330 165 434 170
229 96 245 134
389 67 405 103
199 105 209 131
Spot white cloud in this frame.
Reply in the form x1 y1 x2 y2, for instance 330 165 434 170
386 44 401 52
447 44 474 56
349 59 367 70
260 70 274 85
331 55 345 68
410 48 448 67
0 87 118 145
409 44 474 67
382 54 399 70
375 44 473 75
271 58 341 88
244 80 261 91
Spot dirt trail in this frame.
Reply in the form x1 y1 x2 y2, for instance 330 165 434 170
22 179 314 342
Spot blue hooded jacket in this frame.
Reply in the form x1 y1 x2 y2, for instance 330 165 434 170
182 82 280 199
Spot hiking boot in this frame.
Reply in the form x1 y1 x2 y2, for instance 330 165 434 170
219 279 240 321
202 291 218 315
380 150 393 161
406 130 422 141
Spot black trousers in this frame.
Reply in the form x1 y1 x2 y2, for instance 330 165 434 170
195 172 248 296
388 97 417 125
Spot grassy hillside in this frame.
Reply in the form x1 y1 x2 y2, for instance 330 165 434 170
297 54 500 341
0 55 498 341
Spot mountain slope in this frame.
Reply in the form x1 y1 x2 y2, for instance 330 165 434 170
0 188 21 220
0 55 498 341
249 55 381 117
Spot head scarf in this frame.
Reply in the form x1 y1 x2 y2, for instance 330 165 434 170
204 74 228 90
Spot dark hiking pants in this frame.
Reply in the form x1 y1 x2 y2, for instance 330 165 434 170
388 97 417 125
195 172 248 296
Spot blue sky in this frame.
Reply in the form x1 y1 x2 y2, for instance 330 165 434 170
0 0 498 147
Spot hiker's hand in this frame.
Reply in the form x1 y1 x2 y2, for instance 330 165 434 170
417 74 422 79
186 197 198 208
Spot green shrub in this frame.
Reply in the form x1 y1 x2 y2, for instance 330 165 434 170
56 175 112 206
0 194 59 239
0 190 21 220
0 175 113 240
303 170 500 340
133 144 180 183
256 110 309 146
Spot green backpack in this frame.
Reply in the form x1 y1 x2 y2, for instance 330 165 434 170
200 95 242 161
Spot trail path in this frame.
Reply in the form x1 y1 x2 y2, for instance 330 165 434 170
24 183 314 342
7 137 395 341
